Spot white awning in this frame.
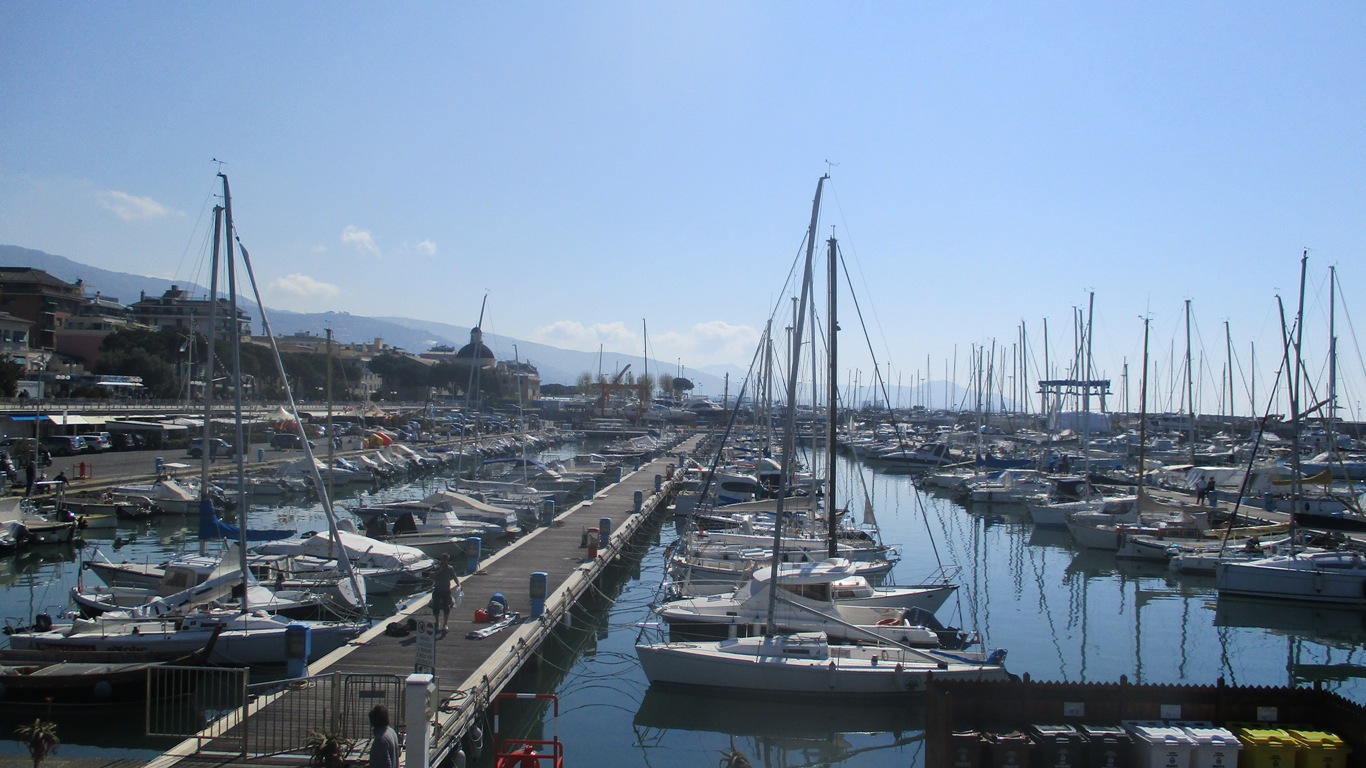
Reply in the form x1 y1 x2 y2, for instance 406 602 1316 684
45 414 99 426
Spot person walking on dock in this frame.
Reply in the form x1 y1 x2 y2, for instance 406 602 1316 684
430 552 460 633
368 705 399 768
23 458 35 497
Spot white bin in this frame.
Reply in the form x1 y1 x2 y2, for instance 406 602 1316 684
1182 726 1241 768
1125 722 1196 768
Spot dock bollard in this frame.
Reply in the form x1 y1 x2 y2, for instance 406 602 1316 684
633 457 641 471
155 456 164 474
465 537 482 574
541 498 555 528
598 517 612 552
257 448 265 463
655 473 663 492
586 528 599 559
285 623 311 680
530 571 548 618
405 674 436 768
587 478 596 498
633 490 644 514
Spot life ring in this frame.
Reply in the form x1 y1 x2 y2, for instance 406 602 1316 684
877 618 899 626
33 613 53 632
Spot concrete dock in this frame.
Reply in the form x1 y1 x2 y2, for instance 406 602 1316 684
134 432 705 768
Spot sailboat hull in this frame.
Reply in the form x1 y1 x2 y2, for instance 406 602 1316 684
636 633 1007 697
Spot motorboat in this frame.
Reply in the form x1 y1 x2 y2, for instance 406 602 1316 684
655 559 962 645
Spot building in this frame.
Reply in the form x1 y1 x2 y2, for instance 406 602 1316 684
129 285 251 338
499 359 541 403
57 291 151 368
0 267 85 355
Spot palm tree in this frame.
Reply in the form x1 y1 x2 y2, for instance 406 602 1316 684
15 718 59 768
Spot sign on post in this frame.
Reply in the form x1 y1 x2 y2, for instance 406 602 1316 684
415 618 436 674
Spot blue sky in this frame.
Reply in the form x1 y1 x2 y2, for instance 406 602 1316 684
2 3 1364 418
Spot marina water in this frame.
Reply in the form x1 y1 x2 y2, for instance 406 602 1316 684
1 445 1363 766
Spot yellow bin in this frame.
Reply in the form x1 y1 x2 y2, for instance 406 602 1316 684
1235 727 1299 768
1285 729 1350 768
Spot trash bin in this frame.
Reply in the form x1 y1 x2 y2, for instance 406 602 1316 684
1082 725 1133 768
949 730 987 768
986 730 1033 768
1233 727 1298 768
1285 729 1350 768
1181 725 1240 768
1031 724 1087 768
1125 722 1195 768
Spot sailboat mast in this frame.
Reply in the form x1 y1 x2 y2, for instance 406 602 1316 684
826 234 839 559
1185 299 1196 466
1327 265 1338 450
201 204 222 526
764 174 825 636
1138 317 1149 491
220 173 251 613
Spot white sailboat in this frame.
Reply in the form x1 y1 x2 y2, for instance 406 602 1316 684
636 176 1008 695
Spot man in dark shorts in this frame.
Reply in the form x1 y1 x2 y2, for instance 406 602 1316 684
430 552 460 632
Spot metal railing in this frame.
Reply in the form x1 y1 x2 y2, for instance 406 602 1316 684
147 668 409 758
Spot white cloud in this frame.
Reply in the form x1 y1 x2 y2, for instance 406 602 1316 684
530 320 638 353
655 320 762 366
266 273 342 305
416 240 437 255
97 190 170 221
341 225 380 256
530 319 761 367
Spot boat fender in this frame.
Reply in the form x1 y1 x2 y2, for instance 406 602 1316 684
93 679 113 700
876 618 899 626
463 724 483 761
1361 578 1366 599
987 648 1008 666
33 613 52 632
0 681 6 699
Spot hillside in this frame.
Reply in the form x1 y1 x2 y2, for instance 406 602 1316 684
0 244 731 389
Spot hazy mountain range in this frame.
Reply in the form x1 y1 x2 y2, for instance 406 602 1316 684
0 244 980 407
0 244 745 391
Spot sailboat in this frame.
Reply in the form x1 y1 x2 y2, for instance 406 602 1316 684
9 174 370 662
635 176 1009 695
1215 255 1366 607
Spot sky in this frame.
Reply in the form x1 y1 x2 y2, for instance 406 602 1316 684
2 3 1365 419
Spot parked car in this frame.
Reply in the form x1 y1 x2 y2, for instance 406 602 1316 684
269 432 313 450
79 432 113 453
188 438 235 459
41 435 88 457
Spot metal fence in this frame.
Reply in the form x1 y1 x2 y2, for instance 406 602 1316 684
147 667 410 758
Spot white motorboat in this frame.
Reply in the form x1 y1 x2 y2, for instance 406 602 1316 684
253 529 434 590
108 477 197 515
656 559 960 644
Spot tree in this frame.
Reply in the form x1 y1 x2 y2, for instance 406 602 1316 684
672 377 695 397
15 718 59 768
94 347 176 398
657 373 674 399
635 373 654 403
575 372 594 396
0 358 25 398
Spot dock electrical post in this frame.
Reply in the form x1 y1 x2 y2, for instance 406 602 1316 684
529 572 548 618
